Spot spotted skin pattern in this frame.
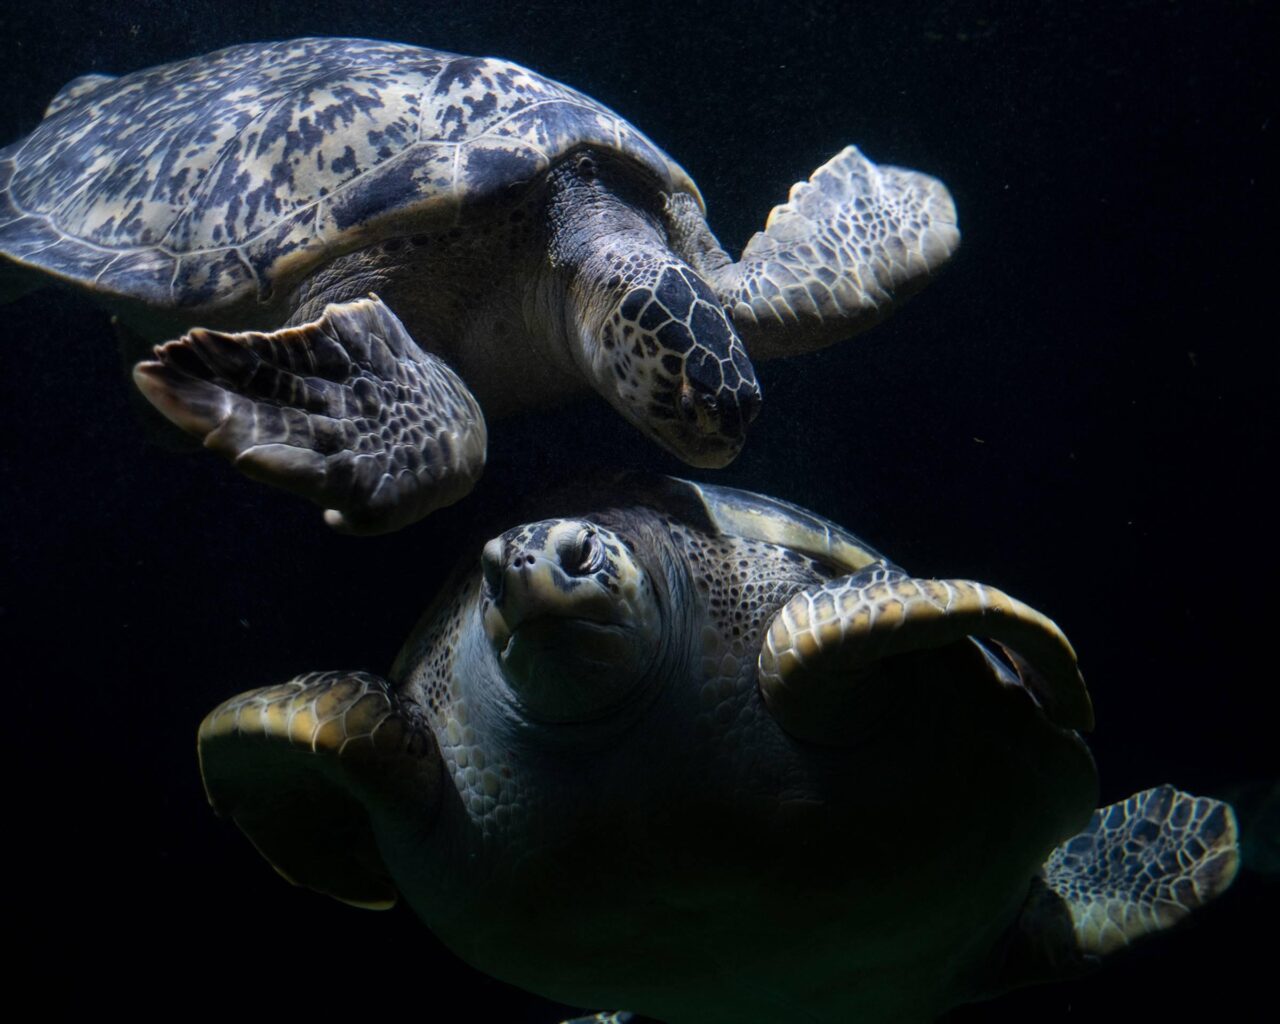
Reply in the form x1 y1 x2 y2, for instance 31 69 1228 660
391 573 520 842
42 73 115 118
0 38 696 307
664 516 827 741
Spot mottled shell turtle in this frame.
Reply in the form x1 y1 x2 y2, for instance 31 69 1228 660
0 38 959 534
198 475 1238 1023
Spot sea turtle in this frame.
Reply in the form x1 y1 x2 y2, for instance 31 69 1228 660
198 476 1238 1023
0 38 959 534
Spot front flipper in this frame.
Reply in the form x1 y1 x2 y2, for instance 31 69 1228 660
704 146 959 360
133 295 487 535
757 565 1093 744
198 670 442 909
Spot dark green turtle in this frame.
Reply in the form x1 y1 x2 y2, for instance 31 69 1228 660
198 477 1238 1022
0 38 959 533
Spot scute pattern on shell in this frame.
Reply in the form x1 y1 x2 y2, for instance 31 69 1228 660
0 37 694 308
642 477 889 576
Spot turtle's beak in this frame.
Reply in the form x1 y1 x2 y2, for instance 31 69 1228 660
476 520 662 722
479 531 620 654
660 366 762 468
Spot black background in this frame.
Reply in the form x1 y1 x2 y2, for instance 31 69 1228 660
1 1 1273 1018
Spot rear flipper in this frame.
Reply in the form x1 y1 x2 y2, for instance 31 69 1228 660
997 786 1239 988
133 294 487 535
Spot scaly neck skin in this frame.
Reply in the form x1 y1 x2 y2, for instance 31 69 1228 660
535 151 761 467
536 152 670 374
287 246 396 325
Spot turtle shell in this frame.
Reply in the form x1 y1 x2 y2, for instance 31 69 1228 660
0 38 700 309
603 475 890 575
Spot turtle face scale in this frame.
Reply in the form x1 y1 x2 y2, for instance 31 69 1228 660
480 517 664 722
601 259 763 467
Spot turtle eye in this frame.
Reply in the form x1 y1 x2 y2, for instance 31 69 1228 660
564 528 605 576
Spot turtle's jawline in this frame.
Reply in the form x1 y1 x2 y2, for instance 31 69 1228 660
652 428 744 470
501 614 628 649
499 615 628 661
675 442 742 470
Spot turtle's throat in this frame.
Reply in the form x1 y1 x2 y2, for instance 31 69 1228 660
541 156 665 369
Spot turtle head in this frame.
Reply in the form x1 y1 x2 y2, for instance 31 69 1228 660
480 517 664 722
547 151 762 467
592 261 763 468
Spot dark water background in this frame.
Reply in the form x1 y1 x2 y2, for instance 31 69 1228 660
1 1 1273 1017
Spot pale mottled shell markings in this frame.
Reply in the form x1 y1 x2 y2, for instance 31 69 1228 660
0 38 694 307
